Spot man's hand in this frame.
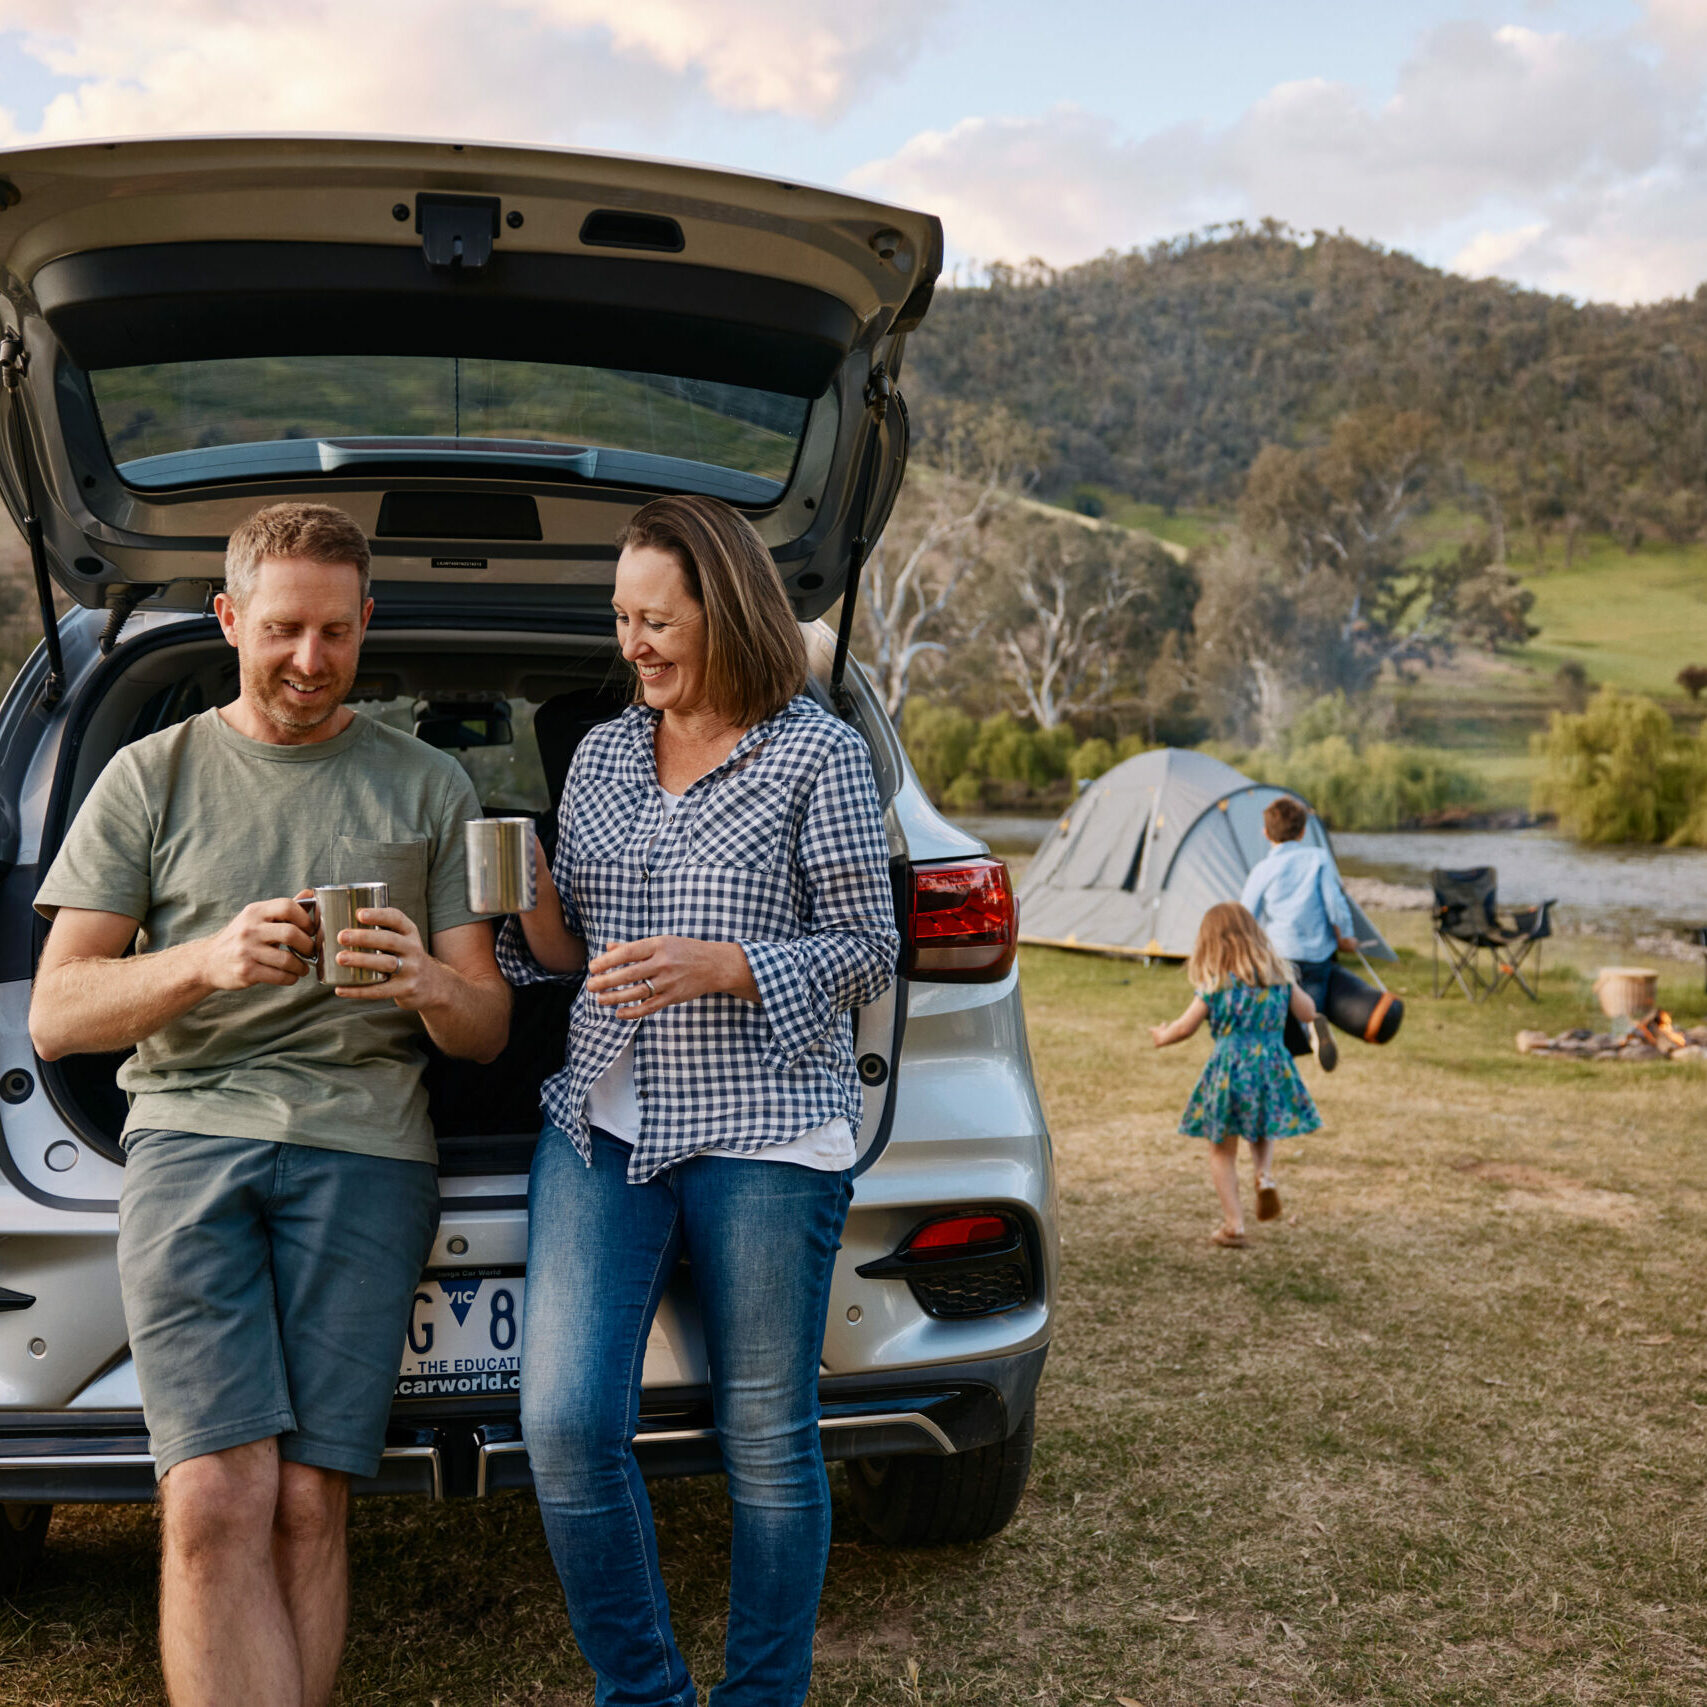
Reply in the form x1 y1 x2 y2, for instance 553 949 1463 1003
31 900 316 1062
1337 932 1359 954
331 905 439 1010
196 897 316 991
587 936 759 1019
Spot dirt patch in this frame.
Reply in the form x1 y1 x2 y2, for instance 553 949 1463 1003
1453 1158 1642 1221
814 1614 915 1663
1453 1160 1570 1190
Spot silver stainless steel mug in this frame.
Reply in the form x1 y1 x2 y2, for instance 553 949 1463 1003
465 817 538 914
310 882 391 986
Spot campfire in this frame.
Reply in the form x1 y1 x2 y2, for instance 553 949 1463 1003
1517 966 1707 1061
1517 1018 1707 1062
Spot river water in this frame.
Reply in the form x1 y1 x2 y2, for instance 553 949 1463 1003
954 815 1707 933
1334 830 1707 933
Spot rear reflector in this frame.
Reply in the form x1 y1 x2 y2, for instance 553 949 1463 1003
857 1209 1035 1318
908 1214 1012 1252
905 859 1017 982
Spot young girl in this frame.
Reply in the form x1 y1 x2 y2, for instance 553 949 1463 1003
1151 901 1322 1248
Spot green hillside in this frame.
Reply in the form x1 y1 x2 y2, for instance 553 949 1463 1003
1514 538 1707 699
907 226 1707 548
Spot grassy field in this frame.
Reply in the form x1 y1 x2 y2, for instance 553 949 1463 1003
5 924 1707 1704
1061 486 1225 553
1511 535 1707 703
1368 533 1707 809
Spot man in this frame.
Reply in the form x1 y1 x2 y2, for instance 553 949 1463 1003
29 502 510 1707
1239 795 1357 1071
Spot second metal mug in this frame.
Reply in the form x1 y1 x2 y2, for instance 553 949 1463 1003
465 817 538 914
310 882 391 986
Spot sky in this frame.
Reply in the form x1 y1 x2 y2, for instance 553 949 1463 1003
0 0 1704 303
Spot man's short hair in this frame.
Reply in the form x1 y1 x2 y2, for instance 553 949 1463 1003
225 503 372 608
1264 796 1309 843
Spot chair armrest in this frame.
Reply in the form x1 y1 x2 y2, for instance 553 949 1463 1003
1507 900 1557 939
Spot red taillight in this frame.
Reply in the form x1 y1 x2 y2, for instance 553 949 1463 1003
906 858 1017 982
907 1214 1012 1252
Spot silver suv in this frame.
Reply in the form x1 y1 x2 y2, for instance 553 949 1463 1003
0 137 1056 1587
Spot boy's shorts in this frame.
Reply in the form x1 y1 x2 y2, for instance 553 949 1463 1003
1288 957 1336 1013
117 1129 439 1481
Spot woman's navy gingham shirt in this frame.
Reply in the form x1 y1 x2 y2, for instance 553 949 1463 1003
496 695 900 1182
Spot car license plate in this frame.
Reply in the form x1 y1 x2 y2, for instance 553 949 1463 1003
395 1268 523 1400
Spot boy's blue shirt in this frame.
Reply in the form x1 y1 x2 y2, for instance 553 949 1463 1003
1239 840 1355 963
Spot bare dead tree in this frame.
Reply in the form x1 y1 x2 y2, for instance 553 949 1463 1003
858 402 1044 718
860 477 1004 719
991 517 1158 729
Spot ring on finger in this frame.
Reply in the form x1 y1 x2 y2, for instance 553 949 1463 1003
643 977 657 997
390 952 403 974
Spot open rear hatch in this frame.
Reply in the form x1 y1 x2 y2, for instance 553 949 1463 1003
0 135 939 691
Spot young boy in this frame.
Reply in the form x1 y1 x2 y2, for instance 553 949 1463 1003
1239 796 1358 1071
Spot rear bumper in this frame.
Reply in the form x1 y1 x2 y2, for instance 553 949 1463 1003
0 1344 1047 1503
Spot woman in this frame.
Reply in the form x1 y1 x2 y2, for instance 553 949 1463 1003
496 493 899 1707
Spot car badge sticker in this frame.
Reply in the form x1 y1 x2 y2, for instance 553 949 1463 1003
440 1278 483 1327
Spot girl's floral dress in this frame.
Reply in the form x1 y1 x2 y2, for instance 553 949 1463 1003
1179 981 1321 1144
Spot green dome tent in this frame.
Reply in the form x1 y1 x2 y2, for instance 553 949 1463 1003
1017 747 1394 961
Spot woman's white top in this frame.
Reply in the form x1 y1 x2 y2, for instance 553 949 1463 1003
584 785 857 1173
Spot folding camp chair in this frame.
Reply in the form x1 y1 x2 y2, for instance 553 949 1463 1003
1430 867 1556 1002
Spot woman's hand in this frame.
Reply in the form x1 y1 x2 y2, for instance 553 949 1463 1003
333 905 442 1011
587 936 759 1019
1149 1022 1173 1048
516 842 586 975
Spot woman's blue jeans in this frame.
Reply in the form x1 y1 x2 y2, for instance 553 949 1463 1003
521 1125 853 1707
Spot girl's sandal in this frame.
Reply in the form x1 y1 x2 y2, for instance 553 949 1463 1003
1210 1226 1249 1248
1257 1182 1282 1221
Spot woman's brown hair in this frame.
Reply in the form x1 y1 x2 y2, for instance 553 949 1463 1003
1187 902 1292 992
616 495 807 728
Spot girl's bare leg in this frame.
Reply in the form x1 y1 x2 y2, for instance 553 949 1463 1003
1249 1136 1274 1189
1208 1139 1244 1234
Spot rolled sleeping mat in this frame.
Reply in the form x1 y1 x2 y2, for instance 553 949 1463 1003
1323 963 1404 1044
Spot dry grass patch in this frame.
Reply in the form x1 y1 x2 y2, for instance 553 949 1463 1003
4 927 1707 1703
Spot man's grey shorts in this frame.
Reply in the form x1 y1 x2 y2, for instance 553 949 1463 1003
117 1130 439 1482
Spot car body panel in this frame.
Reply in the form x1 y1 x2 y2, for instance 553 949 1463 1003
0 609 1057 1487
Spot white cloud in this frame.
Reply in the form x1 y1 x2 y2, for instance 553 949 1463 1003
0 0 946 144
1452 222 1549 280
532 0 938 118
1643 0 1707 65
852 16 1707 303
847 108 1213 268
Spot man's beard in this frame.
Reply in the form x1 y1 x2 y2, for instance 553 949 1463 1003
242 657 355 734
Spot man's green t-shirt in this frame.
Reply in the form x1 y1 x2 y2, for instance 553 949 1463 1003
34 707 485 1163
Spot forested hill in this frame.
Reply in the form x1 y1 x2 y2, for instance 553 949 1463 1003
904 225 1707 541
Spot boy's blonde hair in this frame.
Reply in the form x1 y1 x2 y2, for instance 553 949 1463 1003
1188 901 1292 992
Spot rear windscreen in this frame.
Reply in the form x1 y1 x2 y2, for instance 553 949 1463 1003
88 355 811 500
